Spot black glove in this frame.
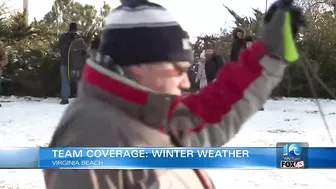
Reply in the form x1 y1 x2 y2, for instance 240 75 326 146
260 0 306 63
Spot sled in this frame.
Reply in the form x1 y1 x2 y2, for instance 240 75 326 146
67 38 87 82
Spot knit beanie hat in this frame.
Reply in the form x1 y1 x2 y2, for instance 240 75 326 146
98 0 193 66
69 22 78 32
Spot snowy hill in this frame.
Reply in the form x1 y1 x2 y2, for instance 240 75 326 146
0 96 336 188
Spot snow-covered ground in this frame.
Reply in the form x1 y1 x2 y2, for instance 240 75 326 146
0 96 336 188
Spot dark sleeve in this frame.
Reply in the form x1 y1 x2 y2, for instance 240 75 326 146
214 55 224 72
0 46 8 68
81 38 88 56
229 43 236 61
91 37 100 50
58 33 69 55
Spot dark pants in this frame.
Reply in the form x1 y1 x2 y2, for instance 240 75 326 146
60 64 70 100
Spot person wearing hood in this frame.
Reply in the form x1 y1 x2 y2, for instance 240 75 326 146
44 0 304 188
230 27 246 61
58 22 87 105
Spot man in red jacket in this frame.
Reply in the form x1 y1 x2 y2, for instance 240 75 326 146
44 0 305 188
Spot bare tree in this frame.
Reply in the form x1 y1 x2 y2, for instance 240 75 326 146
295 0 335 14
0 0 20 18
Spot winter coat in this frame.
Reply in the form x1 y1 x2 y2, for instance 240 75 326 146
204 54 224 82
196 61 207 89
44 41 287 189
196 61 206 81
0 46 8 71
230 28 246 61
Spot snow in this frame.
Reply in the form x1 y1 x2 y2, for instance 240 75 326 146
0 96 336 188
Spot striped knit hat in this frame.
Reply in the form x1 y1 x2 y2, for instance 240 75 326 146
98 0 193 66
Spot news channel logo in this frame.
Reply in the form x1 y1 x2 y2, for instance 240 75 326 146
276 142 308 169
283 143 301 157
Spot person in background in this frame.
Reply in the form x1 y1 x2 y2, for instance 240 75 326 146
91 31 101 52
195 50 207 89
204 48 224 83
0 45 8 107
44 0 304 188
58 22 87 105
230 27 246 61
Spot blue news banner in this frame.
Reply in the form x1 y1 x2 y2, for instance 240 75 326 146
0 143 335 169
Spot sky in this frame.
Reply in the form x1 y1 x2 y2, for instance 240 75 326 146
7 0 277 39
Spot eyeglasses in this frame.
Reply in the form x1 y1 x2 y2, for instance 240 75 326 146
172 63 189 76
205 50 213 54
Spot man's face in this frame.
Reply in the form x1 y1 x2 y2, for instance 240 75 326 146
236 32 243 39
205 49 213 59
128 62 190 96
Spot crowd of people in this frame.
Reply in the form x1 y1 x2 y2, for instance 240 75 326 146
60 22 264 102
195 28 257 88
194 29 264 110
0 21 261 108
0 21 259 107
59 24 261 105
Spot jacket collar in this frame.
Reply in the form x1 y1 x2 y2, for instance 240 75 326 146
78 59 180 130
